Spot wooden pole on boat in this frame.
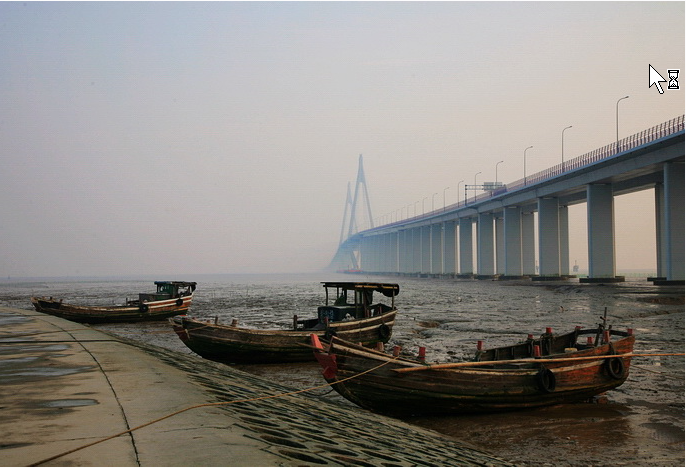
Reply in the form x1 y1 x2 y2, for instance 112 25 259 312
392 353 685 373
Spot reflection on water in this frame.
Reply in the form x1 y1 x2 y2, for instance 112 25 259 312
1 272 683 466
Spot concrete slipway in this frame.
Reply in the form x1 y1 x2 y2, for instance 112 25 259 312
0 306 509 467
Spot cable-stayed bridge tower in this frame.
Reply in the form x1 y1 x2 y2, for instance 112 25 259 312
329 155 374 271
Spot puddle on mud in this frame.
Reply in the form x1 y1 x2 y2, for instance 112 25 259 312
642 422 685 443
42 399 98 408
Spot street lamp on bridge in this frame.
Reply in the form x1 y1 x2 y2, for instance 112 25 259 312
473 171 481 202
457 179 464 205
616 95 629 154
495 160 504 184
523 146 533 185
443 186 450 211
562 125 572 171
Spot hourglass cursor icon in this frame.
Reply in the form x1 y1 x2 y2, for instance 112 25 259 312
649 64 667 94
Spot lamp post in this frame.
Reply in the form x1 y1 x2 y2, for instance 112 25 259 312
495 160 504 185
414 201 419 217
422 197 428 215
443 186 450 210
562 125 572 171
431 192 438 212
523 146 533 185
616 95 629 153
474 171 482 202
457 179 464 205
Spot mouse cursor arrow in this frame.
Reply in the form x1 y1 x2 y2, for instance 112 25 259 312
649 64 667 94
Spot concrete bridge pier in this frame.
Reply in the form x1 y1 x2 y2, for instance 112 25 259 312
421 225 431 274
536 197 561 279
582 183 624 283
431 224 442 274
443 221 457 274
412 227 421 273
477 213 495 278
503 206 524 278
559 205 570 276
655 183 667 279
522 211 536 276
459 219 474 276
389 232 399 273
662 161 685 282
495 215 504 275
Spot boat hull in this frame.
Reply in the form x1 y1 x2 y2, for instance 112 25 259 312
170 310 396 364
316 331 635 416
31 295 194 323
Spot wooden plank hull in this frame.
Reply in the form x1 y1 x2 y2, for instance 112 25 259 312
315 330 635 416
31 295 194 323
170 310 396 364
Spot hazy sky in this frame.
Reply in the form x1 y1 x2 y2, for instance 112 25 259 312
1 1 683 277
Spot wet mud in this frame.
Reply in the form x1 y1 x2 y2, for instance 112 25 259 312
2 275 683 466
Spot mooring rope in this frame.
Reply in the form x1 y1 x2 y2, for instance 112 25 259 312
29 351 400 467
632 363 685 380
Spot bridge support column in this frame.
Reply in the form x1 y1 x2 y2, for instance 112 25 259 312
663 161 685 282
399 230 410 274
654 183 667 279
443 221 456 274
421 226 431 274
389 232 399 273
376 235 385 273
459 219 473 275
537 197 561 278
431 225 442 274
411 227 421 274
477 213 495 277
370 235 381 273
495 215 504 275
378 235 386 273
559 205 570 276
522 211 536 276
503 206 523 277
359 236 370 272
583 184 623 282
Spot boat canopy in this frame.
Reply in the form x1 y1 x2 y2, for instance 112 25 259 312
321 282 399 297
154 281 197 293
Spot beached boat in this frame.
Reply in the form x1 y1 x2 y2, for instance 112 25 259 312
170 282 399 364
31 281 197 323
311 324 635 416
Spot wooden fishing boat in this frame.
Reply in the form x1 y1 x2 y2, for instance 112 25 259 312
311 323 635 416
31 281 197 323
170 282 399 364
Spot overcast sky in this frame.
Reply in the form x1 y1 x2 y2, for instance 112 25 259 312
1 1 683 278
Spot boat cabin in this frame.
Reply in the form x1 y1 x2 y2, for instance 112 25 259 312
318 282 399 322
138 281 197 303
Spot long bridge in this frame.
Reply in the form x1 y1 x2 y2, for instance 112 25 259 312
330 115 685 284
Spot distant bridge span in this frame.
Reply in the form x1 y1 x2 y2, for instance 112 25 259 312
330 115 684 284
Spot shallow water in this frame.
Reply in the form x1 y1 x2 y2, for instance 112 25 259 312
1 273 683 466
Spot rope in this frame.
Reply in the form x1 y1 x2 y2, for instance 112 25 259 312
0 329 92 339
632 364 685 380
29 352 400 467
392 352 686 373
